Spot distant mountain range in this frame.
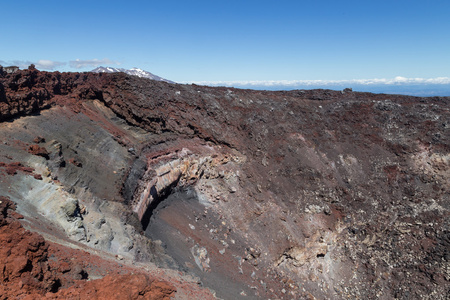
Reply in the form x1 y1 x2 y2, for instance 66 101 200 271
91 66 174 83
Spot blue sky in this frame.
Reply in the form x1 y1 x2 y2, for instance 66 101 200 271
1 0 450 92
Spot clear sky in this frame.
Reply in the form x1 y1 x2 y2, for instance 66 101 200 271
1 0 450 86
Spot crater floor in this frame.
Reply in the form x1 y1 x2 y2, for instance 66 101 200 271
145 188 260 299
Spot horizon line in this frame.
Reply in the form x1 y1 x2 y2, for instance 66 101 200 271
187 76 450 87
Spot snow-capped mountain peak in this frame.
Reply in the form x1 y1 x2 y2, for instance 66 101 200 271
91 66 174 83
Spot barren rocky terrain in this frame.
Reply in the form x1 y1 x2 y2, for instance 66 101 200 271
0 65 449 299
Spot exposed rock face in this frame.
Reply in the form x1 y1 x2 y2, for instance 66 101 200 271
0 196 177 300
0 68 449 299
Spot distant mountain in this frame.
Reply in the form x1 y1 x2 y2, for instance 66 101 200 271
91 66 174 83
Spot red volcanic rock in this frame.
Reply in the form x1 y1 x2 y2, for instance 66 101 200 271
50 274 175 300
28 144 50 159
0 196 177 299
0 196 16 224
68 158 82 167
1 161 35 176
0 68 109 121
33 136 46 143
0 197 59 298
5 165 17 175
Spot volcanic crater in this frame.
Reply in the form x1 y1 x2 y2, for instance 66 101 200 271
0 66 449 299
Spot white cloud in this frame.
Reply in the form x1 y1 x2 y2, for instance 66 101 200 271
2 58 121 70
69 58 121 69
35 60 65 70
0 60 33 69
0 59 65 70
189 77 450 87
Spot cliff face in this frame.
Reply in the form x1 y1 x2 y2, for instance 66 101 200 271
0 68 449 299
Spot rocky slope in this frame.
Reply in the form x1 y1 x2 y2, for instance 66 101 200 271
0 66 449 299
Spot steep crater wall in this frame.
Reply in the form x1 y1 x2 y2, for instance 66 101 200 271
0 68 449 299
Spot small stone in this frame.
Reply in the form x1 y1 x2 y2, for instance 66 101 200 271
68 158 82 167
33 136 46 143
